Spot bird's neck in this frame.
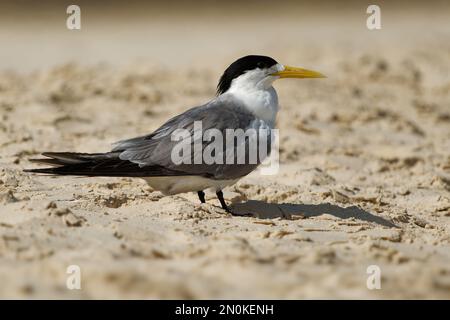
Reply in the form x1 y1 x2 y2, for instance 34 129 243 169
226 86 279 127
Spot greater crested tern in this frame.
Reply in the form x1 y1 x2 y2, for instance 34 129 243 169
25 55 325 214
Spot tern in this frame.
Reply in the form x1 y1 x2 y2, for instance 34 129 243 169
26 55 325 214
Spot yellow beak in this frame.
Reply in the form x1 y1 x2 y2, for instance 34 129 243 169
272 65 326 79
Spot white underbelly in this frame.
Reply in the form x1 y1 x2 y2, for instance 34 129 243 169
143 176 239 195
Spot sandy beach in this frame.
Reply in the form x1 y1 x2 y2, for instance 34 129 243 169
0 1 449 298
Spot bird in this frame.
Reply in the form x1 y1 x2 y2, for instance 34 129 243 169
25 55 325 214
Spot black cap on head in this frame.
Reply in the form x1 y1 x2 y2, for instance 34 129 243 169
217 55 278 95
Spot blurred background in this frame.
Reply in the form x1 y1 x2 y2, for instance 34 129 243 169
0 0 449 72
0 0 449 299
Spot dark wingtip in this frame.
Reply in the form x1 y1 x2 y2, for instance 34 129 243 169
28 158 65 166
41 152 60 157
23 167 56 174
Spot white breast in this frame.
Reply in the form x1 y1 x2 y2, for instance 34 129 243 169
225 69 279 127
143 176 239 195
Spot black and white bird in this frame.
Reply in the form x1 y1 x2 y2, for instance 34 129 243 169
25 55 325 214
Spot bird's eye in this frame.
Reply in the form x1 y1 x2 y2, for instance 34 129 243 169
257 62 265 69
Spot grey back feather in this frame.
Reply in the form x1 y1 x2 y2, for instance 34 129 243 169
112 96 273 180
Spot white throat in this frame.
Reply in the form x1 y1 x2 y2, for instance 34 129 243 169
224 71 279 127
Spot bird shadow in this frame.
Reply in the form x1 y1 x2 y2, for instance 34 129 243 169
230 200 397 228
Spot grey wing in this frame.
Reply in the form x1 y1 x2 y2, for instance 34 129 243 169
112 98 272 180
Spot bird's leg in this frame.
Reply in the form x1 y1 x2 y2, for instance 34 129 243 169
216 190 252 217
216 190 232 213
197 190 206 204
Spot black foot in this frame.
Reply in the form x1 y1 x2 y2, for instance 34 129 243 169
197 190 206 204
216 190 243 216
215 191 253 217
216 190 229 211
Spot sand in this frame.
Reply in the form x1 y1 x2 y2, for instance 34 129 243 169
0 1 449 299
